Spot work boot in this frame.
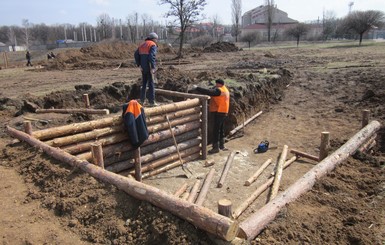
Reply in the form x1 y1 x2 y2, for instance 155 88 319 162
220 145 229 151
208 148 220 154
208 143 220 154
149 101 159 107
219 139 228 151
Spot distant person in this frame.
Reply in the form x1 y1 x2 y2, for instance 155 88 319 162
193 79 230 154
50 52 56 58
26 51 32 66
134 32 158 107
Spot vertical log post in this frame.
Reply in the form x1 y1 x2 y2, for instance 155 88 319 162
319 131 330 161
268 145 288 201
201 98 208 160
83 94 90 108
91 142 104 169
134 147 142 182
195 168 216 206
23 121 33 135
218 199 233 218
362 109 370 128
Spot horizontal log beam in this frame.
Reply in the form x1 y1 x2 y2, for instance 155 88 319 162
156 88 210 100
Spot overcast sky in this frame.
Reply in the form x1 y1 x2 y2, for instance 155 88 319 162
1 0 384 26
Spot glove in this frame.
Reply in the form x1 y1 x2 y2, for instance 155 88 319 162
151 68 156 74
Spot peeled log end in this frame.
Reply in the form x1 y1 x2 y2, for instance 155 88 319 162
218 220 239 241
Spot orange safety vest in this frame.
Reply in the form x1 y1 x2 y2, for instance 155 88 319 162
138 40 156 55
209 85 230 113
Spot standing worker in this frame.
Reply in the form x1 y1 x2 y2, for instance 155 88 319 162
26 51 32 67
134 32 158 107
193 79 230 154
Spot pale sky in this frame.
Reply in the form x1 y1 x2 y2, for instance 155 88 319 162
1 0 384 26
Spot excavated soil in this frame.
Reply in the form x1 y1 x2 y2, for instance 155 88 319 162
0 41 384 245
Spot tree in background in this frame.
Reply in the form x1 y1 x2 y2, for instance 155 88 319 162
127 12 139 43
285 23 309 47
343 10 385 45
160 0 207 58
22 19 31 49
231 0 242 42
240 31 261 49
322 10 337 41
265 0 275 42
96 13 112 40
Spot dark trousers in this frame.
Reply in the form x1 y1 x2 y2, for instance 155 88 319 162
212 112 227 149
26 59 32 66
140 71 155 104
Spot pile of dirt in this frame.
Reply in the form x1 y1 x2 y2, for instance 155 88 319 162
203 42 240 53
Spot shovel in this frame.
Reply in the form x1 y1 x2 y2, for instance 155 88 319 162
165 114 193 178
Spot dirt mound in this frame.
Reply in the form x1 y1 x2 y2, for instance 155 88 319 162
203 42 240 53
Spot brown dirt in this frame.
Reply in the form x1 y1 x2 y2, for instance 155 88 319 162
0 41 384 245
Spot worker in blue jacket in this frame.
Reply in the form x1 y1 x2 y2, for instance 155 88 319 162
134 32 158 107
122 99 149 148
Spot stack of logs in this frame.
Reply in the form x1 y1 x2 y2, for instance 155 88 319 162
28 96 209 178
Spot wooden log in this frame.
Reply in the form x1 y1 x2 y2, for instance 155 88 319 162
6 126 239 241
149 114 200 133
181 191 190 201
83 94 90 108
244 158 272 186
233 156 297 219
195 168 216 206
269 145 288 201
45 126 122 147
217 151 237 188
77 124 200 162
218 199 233 218
319 132 330 161
166 114 184 167
362 109 370 128
290 148 319 162
142 153 201 178
138 146 201 173
174 183 189 197
32 116 122 140
228 111 263 137
358 134 377 153
64 121 200 155
146 107 201 125
134 148 142 182
24 121 33 135
32 99 201 141
36 108 110 115
238 121 381 240
156 88 210 100
91 142 104 169
105 137 200 173
187 180 201 203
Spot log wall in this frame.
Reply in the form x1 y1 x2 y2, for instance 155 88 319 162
31 92 210 177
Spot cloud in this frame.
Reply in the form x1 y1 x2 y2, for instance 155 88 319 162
88 0 110 6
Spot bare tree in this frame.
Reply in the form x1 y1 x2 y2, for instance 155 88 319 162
285 23 309 47
322 10 337 41
96 13 112 40
343 10 385 45
22 19 30 48
7 27 17 48
160 0 207 58
240 31 261 49
211 14 221 40
231 0 242 42
127 12 139 43
265 0 275 42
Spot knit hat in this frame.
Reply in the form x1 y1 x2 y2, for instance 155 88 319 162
147 32 158 40
215 79 225 85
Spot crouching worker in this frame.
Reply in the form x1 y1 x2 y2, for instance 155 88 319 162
122 99 149 148
193 79 230 154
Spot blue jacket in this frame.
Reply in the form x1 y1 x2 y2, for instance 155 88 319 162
122 100 149 148
134 39 157 72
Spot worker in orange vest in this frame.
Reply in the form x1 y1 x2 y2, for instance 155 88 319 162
194 79 230 154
